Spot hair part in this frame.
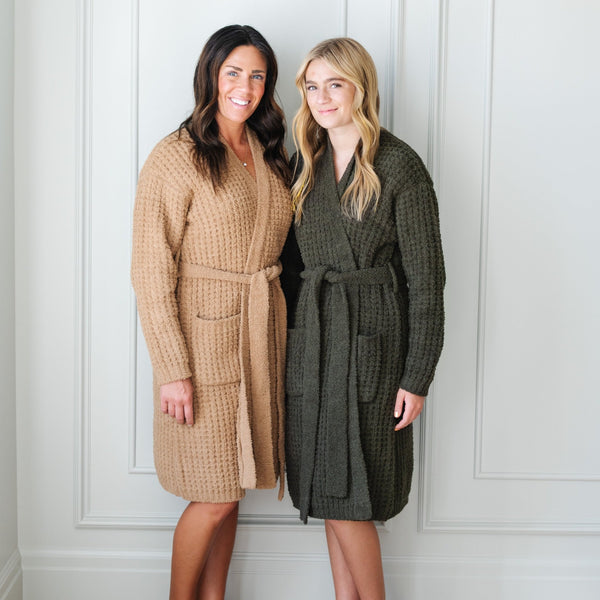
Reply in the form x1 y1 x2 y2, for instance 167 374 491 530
291 37 381 222
179 25 290 188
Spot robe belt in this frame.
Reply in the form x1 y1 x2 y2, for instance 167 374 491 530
178 261 285 498
297 263 397 522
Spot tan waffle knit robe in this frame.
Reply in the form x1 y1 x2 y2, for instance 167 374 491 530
131 128 291 502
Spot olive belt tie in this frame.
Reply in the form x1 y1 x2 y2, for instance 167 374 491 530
297 263 397 522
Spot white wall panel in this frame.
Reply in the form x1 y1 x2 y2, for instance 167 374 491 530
478 0 600 480
422 0 600 532
79 0 351 529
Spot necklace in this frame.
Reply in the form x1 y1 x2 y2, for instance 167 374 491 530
223 134 250 168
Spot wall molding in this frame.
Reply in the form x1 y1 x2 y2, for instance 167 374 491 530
384 0 403 132
0 550 21 600
340 0 348 36
475 470 600 482
74 0 93 529
128 0 146 475
418 0 448 534
76 510 389 531
20 548 600 581
421 517 600 535
426 0 448 184
472 0 495 480
75 510 324 530
391 0 406 136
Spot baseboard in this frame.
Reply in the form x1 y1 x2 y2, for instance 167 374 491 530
20 549 600 600
0 549 22 600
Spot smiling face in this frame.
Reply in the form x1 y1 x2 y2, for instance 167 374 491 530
304 58 357 135
216 45 267 130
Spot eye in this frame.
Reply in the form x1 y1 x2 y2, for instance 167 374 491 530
226 71 238 77
251 74 265 81
306 84 317 92
331 82 341 88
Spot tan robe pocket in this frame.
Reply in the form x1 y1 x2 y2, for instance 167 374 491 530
191 313 242 385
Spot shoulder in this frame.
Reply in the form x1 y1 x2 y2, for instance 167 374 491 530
139 129 197 189
375 128 432 190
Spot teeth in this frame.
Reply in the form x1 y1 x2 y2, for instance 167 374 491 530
231 98 250 106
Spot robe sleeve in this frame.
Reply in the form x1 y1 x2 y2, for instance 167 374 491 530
131 150 193 386
394 180 445 396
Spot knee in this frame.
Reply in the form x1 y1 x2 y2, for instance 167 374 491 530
325 519 346 538
326 518 375 537
212 500 238 521
325 518 350 532
191 500 238 527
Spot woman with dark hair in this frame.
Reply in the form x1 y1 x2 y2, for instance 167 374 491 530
131 25 291 599
282 38 445 598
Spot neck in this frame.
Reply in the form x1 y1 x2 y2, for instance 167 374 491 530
326 125 361 183
216 114 247 147
327 125 361 159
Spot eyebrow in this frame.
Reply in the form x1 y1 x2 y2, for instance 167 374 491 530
224 64 266 74
305 77 345 84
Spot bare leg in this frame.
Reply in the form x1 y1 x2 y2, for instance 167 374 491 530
196 503 239 600
325 521 360 600
325 519 385 600
169 501 238 600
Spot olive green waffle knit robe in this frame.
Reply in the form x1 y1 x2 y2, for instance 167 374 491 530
283 129 445 522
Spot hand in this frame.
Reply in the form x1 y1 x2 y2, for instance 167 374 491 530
393 388 425 431
160 378 194 426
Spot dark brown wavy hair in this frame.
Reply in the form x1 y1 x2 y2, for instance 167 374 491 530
178 25 290 188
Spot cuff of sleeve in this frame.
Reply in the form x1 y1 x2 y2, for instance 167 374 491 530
398 375 432 398
156 365 193 387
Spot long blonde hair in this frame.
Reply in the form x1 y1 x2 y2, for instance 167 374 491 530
291 38 381 222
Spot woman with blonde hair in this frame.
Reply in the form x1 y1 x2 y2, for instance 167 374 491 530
282 38 445 598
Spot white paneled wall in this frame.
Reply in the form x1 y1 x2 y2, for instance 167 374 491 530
14 0 600 598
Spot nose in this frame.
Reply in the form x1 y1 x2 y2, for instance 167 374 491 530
237 76 250 91
316 87 330 104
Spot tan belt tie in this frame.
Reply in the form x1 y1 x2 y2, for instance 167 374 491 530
178 261 285 498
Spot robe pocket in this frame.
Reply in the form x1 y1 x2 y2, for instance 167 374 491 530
192 313 241 385
357 332 382 403
285 328 305 396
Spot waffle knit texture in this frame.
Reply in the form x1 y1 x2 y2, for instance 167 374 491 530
283 129 445 521
131 128 292 502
